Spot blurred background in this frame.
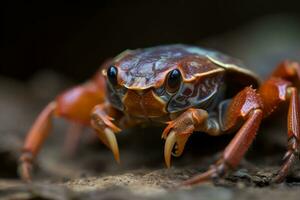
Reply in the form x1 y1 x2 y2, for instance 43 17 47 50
0 0 300 185
1 0 300 81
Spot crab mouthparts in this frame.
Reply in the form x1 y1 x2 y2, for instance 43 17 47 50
122 89 167 118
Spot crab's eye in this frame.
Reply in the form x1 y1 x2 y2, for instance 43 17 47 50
107 65 118 86
166 69 181 93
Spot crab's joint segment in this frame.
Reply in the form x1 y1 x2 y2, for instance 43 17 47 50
19 151 34 182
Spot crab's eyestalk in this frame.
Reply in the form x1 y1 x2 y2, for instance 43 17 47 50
107 65 118 86
166 69 181 93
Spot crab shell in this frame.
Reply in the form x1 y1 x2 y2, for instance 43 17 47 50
104 44 261 119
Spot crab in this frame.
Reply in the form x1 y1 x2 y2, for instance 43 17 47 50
19 44 300 185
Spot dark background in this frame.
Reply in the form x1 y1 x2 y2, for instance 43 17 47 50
1 0 300 82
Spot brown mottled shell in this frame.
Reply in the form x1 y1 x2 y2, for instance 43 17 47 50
109 44 261 91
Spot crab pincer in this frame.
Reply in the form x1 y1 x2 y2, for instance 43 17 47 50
91 104 122 163
162 108 209 168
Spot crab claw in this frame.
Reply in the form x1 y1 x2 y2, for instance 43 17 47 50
164 130 190 168
91 119 121 163
164 130 176 168
103 128 120 163
91 105 122 163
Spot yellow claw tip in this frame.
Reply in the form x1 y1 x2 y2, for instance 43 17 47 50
165 161 171 168
164 130 177 169
103 128 120 165
114 155 121 164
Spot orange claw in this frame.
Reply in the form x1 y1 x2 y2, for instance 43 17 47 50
162 109 208 168
19 72 107 180
91 103 123 163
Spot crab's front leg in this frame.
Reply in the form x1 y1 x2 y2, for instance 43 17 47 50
90 103 123 163
163 87 264 186
20 77 106 181
162 108 219 167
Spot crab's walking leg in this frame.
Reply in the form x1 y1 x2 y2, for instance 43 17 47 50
20 102 57 181
182 87 263 185
20 78 105 181
259 61 300 183
275 87 300 182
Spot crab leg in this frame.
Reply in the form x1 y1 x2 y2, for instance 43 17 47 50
182 87 263 185
20 101 57 181
258 61 300 183
162 108 210 168
274 87 300 182
91 104 122 163
19 77 106 181
182 61 300 185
